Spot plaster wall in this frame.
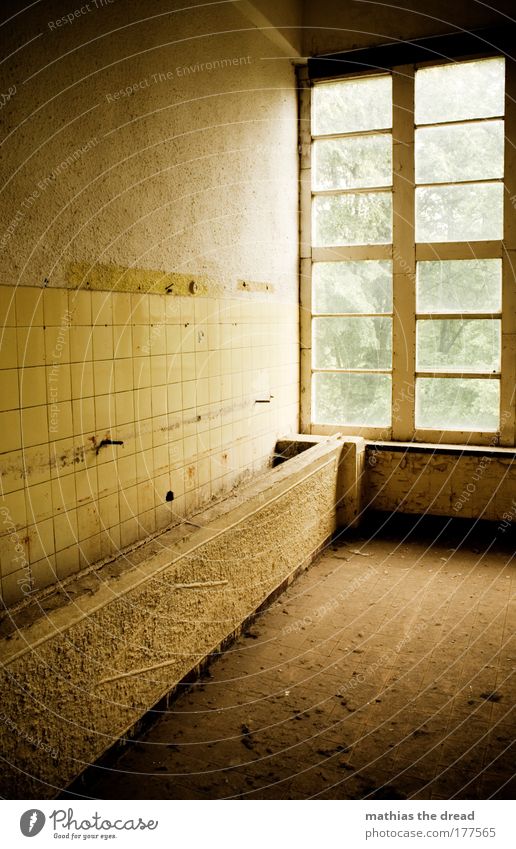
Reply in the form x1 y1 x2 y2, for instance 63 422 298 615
0 0 300 605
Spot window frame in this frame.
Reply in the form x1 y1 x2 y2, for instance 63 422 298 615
299 54 516 447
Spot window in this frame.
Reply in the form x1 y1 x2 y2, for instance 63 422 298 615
300 56 515 445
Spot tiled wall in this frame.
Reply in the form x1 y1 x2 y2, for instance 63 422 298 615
0 285 298 606
0 2 300 608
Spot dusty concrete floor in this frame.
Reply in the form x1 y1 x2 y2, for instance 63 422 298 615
69 514 515 800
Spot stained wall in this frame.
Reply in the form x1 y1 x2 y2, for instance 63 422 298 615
0 0 300 606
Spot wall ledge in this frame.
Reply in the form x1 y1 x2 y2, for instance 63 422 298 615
367 440 516 459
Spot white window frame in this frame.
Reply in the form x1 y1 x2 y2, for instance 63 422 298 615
299 57 516 447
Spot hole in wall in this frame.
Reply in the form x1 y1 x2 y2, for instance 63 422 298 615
165 491 174 502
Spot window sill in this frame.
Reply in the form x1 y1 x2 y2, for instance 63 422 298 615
365 440 516 458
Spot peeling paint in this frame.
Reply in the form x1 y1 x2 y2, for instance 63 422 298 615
366 449 516 520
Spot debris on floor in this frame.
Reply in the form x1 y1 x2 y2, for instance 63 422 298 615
70 515 515 801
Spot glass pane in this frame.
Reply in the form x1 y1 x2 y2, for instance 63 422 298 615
313 372 391 426
416 183 503 242
313 261 392 314
415 120 504 184
313 135 392 190
416 378 499 431
416 319 501 372
416 260 502 313
313 192 392 246
313 317 392 369
415 57 505 125
313 75 392 136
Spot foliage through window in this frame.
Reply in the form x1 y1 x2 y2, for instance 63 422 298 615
304 56 511 442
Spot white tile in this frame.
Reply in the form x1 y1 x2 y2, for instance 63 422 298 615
69 290 91 326
15 287 43 326
92 325 113 361
17 327 45 367
43 289 69 327
0 369 19 411
0 287 16 326
21 405 48 447
0 328 18 369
